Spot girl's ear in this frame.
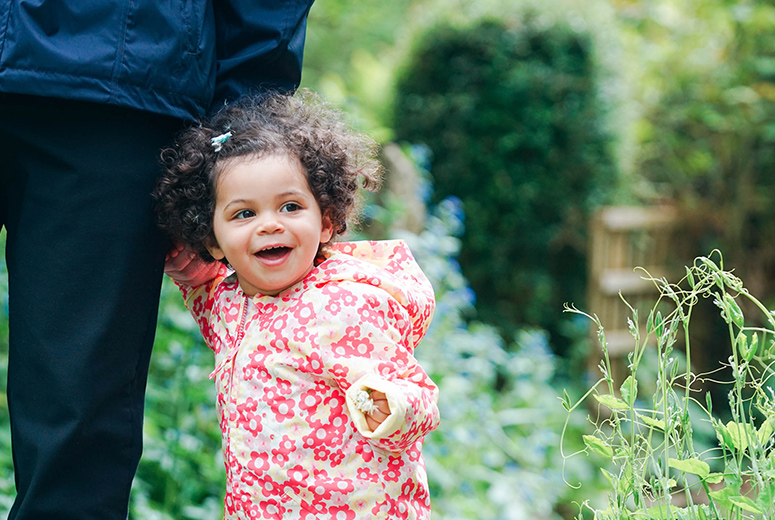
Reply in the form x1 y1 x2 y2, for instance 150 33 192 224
320 214 334 244
205 237 226 261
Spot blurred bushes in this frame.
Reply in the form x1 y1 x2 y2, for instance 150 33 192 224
393 14 616 354
398 196 589 520
632 1 775 300
622 0 775 380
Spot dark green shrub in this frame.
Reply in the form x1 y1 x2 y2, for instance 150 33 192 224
393 15 616 354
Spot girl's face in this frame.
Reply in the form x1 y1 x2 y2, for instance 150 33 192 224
207 155 333 297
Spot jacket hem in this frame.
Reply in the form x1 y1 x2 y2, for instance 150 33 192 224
0 68 208 120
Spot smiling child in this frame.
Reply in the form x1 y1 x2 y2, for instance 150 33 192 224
154 91 440 520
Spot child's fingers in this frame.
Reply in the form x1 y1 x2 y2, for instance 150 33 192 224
366 411 387 432
168 242 186 257
364 391 391 431
369 391 389 411
165 242 186 261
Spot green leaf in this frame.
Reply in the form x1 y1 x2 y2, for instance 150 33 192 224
726 421 753 452
714 420 735 451
560 389 571 411
736 332 757 362
700 257 719 271
595 394 630 410
669 458 710 479
620 376 638 407
705 472 724 484
724 294 744 328
728 495 763 514
655 311 665 339
643 505 679 519
600 468 615 487
708 487 735 510
614 463 634 497
583 434 613 459
640 414 666 431
647 310 654 335
736 332 750 361
714 273 724 290
686 266 695 288
748 332 759 361
758 418 774 444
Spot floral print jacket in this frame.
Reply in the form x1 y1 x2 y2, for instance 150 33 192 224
178 240 440 519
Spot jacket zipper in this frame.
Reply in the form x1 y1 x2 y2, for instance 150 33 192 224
229 295 249 387
235 294 249 348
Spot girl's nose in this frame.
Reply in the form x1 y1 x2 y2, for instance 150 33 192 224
256 215 283 234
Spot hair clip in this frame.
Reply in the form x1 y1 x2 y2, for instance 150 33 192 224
210 131 233 153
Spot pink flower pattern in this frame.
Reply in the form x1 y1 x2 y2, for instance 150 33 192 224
178 241 439 519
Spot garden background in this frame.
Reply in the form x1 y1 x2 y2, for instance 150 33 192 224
1 0 775 518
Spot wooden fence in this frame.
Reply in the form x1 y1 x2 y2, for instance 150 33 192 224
587 205 680 382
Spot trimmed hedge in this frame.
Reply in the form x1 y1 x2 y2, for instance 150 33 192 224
393 15 616 352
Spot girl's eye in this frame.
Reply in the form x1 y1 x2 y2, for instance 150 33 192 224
281 203 301 213
235 209 255 219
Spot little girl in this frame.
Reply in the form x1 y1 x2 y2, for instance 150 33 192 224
154 91 440 520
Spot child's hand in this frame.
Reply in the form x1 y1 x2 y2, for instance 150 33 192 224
164 243 220 286
364 390 391 432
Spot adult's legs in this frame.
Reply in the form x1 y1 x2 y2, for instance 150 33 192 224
0 94 182 520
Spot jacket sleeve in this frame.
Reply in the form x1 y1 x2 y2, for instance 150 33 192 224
175 263 232 352
212 0 315 108
313 284 440 454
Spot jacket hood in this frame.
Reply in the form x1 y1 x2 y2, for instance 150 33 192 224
312 240 435 349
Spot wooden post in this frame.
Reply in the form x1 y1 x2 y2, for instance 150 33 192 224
588 205 679 384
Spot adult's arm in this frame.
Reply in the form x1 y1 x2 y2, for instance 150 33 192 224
212 0 316 107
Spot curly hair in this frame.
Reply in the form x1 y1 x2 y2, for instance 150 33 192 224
154 90 382 262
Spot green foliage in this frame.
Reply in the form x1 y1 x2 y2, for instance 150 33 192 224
563 252 775 519
398 197 585 519
302 0 417 91
393 13 617 353
624 0 775 298
302 0 422 142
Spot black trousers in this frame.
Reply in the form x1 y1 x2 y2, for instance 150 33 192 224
0 94 182 519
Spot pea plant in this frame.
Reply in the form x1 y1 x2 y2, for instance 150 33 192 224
561 251 775 520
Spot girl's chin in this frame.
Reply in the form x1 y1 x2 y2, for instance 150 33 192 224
241 279 297 297
240 263 315 297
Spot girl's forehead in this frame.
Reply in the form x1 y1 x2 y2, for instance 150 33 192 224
214 153 309 195
217 152 302 179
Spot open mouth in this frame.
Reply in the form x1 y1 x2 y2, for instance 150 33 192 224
255 245 291 260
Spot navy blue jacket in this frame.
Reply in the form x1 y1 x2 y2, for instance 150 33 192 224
0 0 314 120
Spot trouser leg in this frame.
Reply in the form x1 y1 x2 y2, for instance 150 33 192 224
0 94 182 520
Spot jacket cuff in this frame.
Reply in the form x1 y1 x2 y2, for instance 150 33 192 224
345 374 407 440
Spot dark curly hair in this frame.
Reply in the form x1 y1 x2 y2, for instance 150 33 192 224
154 90 382 262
